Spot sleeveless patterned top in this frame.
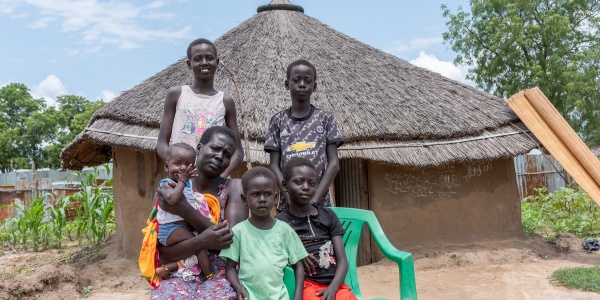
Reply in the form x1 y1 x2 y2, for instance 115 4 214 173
170 85 226 148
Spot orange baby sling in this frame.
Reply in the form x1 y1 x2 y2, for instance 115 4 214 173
139 195 161 288
203 193 221 224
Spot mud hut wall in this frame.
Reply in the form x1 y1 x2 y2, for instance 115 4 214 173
113 147 165 259
368 158 522 248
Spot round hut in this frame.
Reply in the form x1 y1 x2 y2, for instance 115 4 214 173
61 0 537 260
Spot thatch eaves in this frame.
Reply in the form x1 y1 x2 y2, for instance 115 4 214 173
61 1 537 170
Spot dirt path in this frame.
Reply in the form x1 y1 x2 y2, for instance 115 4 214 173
360 259 599 299
0 233 598 300
359 234 600 300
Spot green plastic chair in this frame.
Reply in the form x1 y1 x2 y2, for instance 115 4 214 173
283 207 417 300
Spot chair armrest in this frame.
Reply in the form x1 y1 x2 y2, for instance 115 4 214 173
365 211 418 300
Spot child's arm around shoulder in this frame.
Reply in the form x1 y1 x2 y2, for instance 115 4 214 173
221 93 243 177
157 86 183 161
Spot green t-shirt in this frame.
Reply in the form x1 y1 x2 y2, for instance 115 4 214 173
220 219 308 300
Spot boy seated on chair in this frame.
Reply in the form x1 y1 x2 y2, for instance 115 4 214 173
276 157 357 300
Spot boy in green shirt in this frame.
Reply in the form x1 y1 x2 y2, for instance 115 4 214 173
221 167 307 300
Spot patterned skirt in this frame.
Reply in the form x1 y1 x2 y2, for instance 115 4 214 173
150 250 236 300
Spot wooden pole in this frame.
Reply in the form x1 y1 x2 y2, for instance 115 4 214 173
524 88 600 188
507 88 600 205
220 60 252 170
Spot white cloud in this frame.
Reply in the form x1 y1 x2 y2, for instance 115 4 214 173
13 12 29 19
85 45 101 53
96 90 117 102
64 48 80 56
0 0 18 14
145 1 168 9
409 51 469 83
388 36 443 54
31 74 68 106
5 0 191 49
29 16 55 29
144 12 175 20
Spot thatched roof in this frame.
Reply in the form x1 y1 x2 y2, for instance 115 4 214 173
61 0 537 170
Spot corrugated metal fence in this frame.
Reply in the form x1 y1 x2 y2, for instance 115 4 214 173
0 164 112 221
514 154 574 199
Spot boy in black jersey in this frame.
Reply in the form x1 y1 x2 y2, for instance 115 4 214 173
276 157 357 300
265 59 343 212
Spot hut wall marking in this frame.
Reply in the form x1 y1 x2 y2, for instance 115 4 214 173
383 161 493 198
370 158 522 247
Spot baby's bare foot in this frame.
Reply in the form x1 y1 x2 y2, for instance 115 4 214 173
155 266 171 279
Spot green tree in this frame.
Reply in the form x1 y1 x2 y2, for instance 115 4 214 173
67 99 105 141
0 84 48 171
56 95 92 128
0 84 106 170
0 83 44 128
0 121 18 172
25 107 62 168
41 98 106 169
442 0 600 144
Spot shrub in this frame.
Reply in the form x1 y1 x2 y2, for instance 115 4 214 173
522 187 600 238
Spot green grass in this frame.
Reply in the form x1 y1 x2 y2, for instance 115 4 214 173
551 267 600 293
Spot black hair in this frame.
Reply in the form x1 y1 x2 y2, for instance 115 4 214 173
242 166 278 193
167 143 196 160
286 59 317 80
187 38 218 59
197 126 236 149
283 157 317 181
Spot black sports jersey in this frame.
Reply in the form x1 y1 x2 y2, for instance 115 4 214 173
265 105 343 210
276 206 345 284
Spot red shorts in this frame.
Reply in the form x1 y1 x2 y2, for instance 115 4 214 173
303 280 358 300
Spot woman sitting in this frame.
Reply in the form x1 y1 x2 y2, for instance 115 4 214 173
150 126 247 299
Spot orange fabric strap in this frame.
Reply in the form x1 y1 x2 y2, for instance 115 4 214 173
204 193 221 224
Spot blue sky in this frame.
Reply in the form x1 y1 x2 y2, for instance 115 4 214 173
0 0 471 106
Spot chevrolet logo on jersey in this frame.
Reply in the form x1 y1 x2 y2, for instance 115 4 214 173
287 141 316 152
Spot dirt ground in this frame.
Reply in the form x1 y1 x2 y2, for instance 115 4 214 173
0 233 599 300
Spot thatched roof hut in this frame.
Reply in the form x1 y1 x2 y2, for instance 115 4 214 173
60 0 537 260
61 0 535 170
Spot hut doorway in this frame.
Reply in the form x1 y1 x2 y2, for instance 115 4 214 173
334 158 379 265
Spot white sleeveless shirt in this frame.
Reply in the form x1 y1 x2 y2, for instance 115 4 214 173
170 85 226 148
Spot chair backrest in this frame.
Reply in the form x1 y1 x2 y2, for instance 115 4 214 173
285 207 415 300
330 207 368 298
283 207 368 299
